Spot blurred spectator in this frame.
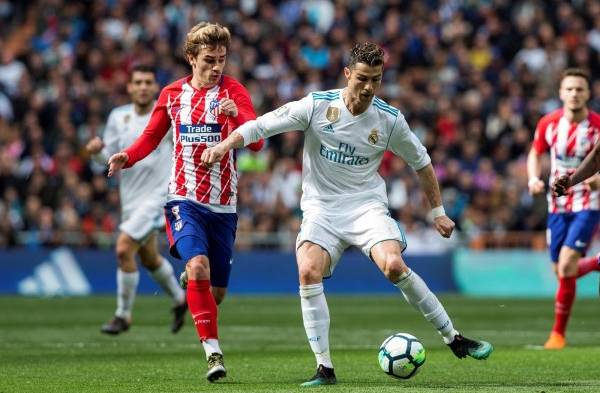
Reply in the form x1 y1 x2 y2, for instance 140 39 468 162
1 0 599 249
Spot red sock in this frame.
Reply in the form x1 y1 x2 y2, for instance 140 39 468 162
551 277 576 336
187 279 218 340
576 255 600 278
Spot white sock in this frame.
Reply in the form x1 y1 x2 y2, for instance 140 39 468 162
149 257 185 304
202 339 222 358
300 283 333 369
115 269 139 320
394 269 459 344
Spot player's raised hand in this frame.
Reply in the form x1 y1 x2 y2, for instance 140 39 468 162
219 98 238 117
528 177 545 195
85 136 104 154
552 174 571 197
433 215 455 238
201 145 225 167
107 152 129 177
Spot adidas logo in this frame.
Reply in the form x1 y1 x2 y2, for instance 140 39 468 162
18 248 91 296
322 124 334 133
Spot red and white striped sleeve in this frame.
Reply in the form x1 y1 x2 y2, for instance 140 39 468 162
532 116 550 154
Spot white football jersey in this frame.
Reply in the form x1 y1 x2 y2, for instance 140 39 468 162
98 103 172 215
237 89 430 212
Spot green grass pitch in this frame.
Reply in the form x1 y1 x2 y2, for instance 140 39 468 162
1 295 599 392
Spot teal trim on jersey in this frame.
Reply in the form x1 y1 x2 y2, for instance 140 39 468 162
385 115 399 151
373 103 398 118
373 96 397 110
396 221 407 248
313 90 339 96
373 98 399 117
312 91 339 101
373 97 399 114
312 96 337 101
312 92 337 96
313 90 338 95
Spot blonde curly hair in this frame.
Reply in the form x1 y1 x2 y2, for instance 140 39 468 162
183 22 231 61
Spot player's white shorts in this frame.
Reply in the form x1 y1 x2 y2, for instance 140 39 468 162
119 202 164 243
296 203 407 278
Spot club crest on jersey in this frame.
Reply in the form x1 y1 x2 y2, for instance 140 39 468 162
124 114 130 124
174 220 183 231
325 106 340 123
368 129 379 145
209 99 220 117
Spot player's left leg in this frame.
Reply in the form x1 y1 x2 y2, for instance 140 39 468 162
545 246 580 349
101 232 141 335
185 253 224 381
165 200 224 382
576 254 600 278
138 231 187 333
189 209 237 382
545 210 600 349
349 206 489 359
370 240 492 360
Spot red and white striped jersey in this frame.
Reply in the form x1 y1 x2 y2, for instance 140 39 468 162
123 75 264 213
532 109 600 213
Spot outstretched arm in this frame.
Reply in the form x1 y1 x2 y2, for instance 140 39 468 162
200 131 245 166
108 92 170 177
570 142 600 187
121 105 170 167
227 87 264 152
416 163 455 238
201 96 313 166
553 142 600 196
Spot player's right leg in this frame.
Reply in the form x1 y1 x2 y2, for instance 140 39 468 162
101 232 141 335
370 240 492 360
297 241 338 387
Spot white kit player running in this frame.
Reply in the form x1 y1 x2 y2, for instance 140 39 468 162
86 65 186 335
202 42 493 386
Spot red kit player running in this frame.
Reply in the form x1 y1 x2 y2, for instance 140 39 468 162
527 68 600 349
108 22 263 381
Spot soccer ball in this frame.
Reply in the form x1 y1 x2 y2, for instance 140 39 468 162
378 333 426 379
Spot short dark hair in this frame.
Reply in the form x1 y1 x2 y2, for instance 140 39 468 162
129 64 156 80
348 42 385 68
560 68 590 87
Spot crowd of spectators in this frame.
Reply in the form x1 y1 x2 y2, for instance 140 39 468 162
0 0 599 250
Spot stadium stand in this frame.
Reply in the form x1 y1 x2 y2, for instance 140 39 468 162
0 0 598 249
